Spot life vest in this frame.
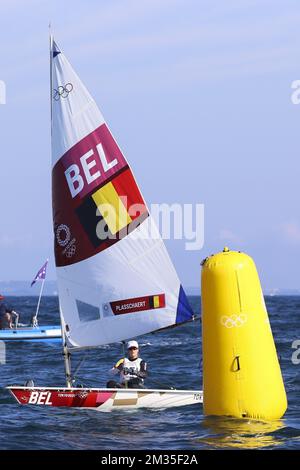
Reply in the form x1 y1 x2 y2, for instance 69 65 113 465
116 357 144 384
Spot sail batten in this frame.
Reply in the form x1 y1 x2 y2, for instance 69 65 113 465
51 37 193 350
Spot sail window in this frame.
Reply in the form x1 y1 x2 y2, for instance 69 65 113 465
76 300 101 322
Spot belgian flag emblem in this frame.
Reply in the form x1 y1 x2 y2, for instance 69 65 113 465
76 168 148 249
149 294 166 309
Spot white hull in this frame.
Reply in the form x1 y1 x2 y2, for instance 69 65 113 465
94 389 203 412
8 386 203 412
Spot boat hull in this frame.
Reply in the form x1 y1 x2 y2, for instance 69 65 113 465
0 325 61 341
7 386 203 411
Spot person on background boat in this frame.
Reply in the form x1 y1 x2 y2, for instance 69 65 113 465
0 295 19 329
107 340 148 389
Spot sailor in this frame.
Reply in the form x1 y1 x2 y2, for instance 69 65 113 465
0 294 19 329
107 340 148 389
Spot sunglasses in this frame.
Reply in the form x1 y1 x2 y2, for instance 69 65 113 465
128 347 138 350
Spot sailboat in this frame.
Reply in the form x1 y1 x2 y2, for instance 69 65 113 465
0 261 61 341
7 36 202 411
0 325 61 342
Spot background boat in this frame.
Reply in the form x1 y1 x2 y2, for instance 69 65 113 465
0 324 61 341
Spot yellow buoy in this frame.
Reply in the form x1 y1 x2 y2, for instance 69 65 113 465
201 248 287 420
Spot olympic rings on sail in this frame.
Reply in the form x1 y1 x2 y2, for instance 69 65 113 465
53 83 73 101
221 314 247 328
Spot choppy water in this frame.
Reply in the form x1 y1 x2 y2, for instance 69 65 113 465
0 296 299 450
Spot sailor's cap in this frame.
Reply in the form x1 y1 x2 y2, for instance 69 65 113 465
127 340 139 349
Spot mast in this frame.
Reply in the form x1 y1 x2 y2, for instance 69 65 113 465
33 277 45 324
50 32 72 389
63 342 72 388
60 310 72 388
49 26 53 127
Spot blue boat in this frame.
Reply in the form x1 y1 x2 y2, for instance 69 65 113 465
0 325 61 341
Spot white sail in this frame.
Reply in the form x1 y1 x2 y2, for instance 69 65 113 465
50 37 193 350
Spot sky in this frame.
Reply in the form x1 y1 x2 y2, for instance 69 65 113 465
0 0 300 291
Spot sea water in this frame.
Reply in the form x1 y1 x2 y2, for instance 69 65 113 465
0 296 299 450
